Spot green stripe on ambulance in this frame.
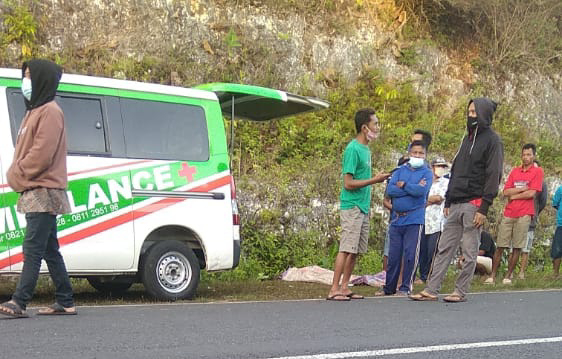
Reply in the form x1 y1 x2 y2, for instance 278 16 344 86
0 161 223 251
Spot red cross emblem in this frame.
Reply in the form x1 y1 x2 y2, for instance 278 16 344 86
178 162 197 182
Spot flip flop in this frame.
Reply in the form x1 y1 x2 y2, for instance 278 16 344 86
409 290 438 301
345 292 364 300
443 293 466 303
37 303 77 316
326 294 350 301
0 301 29 318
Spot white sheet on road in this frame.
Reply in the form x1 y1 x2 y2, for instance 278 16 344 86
280 266 384 287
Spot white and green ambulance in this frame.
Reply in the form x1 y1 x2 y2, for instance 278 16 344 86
0 69 328 300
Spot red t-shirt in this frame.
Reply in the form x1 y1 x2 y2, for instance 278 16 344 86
503 165 544 218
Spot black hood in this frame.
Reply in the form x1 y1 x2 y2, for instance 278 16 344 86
468 97 498 130
22 59 62 110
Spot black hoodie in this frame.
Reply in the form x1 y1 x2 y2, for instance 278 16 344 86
444 98 504 216
22 59 63 110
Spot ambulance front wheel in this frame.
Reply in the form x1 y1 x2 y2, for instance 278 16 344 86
141 240 200 301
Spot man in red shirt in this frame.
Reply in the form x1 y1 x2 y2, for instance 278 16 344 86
485 143 544 285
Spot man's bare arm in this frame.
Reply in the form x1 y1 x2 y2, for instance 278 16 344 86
343 172 391 190
503 187 527 197
509 189 537 201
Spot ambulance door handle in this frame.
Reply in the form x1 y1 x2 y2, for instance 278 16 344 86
131 189 225 200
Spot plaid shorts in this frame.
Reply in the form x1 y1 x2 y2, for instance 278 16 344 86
339 207 369 254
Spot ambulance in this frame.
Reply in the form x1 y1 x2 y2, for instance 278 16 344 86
0 69 329 300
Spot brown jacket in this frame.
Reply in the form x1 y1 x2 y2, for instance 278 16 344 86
7 101 68 193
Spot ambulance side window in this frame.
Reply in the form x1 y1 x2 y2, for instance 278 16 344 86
6 89 108 154
120 98 209 161
56 94 108 154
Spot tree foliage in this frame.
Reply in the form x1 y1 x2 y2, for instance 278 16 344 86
0 0 38 59
399 0 562 73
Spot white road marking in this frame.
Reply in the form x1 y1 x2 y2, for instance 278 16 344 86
265 337 562 359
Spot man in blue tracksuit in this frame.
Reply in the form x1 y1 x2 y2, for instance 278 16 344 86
380 140 432 296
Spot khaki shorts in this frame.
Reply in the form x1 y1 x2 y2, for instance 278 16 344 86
497 215 531 249
340 207 369 254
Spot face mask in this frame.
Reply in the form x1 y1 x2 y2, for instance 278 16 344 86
409 157 424 168
434 167 448 177
21 78 32 101
466 116 478 130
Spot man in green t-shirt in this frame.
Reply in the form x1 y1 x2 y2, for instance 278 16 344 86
327 108 391 301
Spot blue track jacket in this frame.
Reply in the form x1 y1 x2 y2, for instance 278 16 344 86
387 163 433 226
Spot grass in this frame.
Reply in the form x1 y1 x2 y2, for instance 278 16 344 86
1 269 561 307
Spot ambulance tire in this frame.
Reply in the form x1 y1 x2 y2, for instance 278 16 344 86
87 276 134 295
141 240 200 301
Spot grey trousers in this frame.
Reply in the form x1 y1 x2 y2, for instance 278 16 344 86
425 203 481 298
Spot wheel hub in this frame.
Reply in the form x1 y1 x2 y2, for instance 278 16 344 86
156 251 192 294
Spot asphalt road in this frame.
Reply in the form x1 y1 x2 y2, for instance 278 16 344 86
1 289 561 359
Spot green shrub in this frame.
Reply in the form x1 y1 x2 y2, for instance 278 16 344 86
0 0 38 59
356 250 384 275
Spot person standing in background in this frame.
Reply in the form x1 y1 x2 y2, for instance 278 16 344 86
550 184 562 279
416 158 449 284
517 161 547 280
486 144 543 285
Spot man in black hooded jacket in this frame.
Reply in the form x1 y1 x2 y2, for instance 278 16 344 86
410 97 503 303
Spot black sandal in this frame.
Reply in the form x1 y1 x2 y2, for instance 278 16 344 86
346 292 365 299
0 301 29 318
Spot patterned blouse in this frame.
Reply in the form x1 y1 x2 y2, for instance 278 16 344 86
425 176 449 235
17 188 71 215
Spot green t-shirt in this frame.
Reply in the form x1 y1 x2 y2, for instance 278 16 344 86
340 139 372 214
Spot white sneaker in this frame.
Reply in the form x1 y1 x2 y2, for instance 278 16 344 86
484 277 495 285
502 278 512 285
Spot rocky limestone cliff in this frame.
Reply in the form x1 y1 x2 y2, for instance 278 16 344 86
1 0 560 137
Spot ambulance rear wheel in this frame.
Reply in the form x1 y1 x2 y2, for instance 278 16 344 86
141 240 200 301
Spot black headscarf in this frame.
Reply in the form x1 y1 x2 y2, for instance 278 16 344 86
21 59 63 110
